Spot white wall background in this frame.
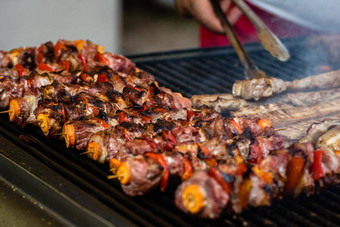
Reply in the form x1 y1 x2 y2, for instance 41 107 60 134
0 0 122 53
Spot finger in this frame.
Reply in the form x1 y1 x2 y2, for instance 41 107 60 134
174 0 193 18
220 0 231 11
227 6 242 25
191 0 226 34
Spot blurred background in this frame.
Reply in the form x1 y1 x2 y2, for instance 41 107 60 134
0 0 198 55
122 0 198 55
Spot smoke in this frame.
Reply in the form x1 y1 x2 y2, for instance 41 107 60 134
249 0 340 33
247 0 340 76
292 35 339 78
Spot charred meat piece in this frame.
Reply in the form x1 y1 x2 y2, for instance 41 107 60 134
62 118 112 150
175 171 230 219
232 77 287 101
117 155 163 196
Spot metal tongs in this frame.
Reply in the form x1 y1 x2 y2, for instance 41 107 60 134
210 0 290 79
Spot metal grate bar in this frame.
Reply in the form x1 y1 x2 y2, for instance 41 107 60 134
132 38 340 226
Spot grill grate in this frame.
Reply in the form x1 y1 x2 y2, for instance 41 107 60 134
1 38 339 226
132 38 332 98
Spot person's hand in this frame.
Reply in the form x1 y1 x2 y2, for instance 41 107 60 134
174 0 242 34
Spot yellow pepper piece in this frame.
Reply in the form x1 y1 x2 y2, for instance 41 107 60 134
116 162 131 185
182 184 205 214
9 99 20 122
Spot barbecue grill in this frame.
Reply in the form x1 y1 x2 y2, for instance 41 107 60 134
1 38 340 226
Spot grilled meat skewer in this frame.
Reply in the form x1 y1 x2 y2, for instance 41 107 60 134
0 39 137 74
175 135 340 219
84 114 283 196
3 40 340 220
232 69 340 100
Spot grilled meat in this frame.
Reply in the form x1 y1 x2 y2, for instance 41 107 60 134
232 69 340 100
175 171 230 219
232 77 287 101
175 136 340 219
2 40 340 221
117 155 164 196
63 118 114 150
192 87 340 113
316 125 340 151
231 100 340 143
287 69 340 91
299 119 340 144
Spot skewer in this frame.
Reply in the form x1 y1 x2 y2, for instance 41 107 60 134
0 110 12 114
53 133 67 137
233 69 340 101
107 174 123 180
274 128 286 131
79 151 94 155
32 120 44 125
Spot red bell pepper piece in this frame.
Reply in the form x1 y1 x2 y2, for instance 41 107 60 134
146 139 158 151
132 86 145 93
199 144 211 157
186 110 202 122
15 64 25 77
60 106 67 124
236 163 247 176
80 73 88 82
79 53 88 72
182 157 192 180
312 150 324 181
138 104 148 113
165 141 173 150
37 53 44 64
230 119 243 134
92 117 109 130
27 79 32 88
168 131 177 144
89 106 100 116
38 63 54 72
58 60 70 71
140 115 151 123
97 73 109 83
186 110 194 121
94 52 110 65
145 152 169 191
284 156 304 195
208 168 231 194
54 41 64 60
162 130 177 151
117 111 132 123
36 44 45 63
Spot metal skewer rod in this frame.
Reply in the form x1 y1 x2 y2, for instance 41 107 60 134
210 0 267 79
